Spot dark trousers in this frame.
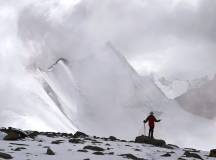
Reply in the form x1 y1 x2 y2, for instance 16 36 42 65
148 127 154 139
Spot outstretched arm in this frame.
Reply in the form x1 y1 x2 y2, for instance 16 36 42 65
156 119 161 122
153 116 161 122
143 116 149 123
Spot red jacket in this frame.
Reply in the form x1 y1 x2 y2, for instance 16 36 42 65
144 115 159 128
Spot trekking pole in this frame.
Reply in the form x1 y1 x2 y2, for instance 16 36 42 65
144 122 146 136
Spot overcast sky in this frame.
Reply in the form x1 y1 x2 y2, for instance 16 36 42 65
16 0 216 80
73 0 216 80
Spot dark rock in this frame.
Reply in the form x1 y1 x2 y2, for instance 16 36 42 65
134 148 141 152
51 140 64 144
162 145 176 149
183 151 203 160
1 127 28 141
135 135 166 147
46 148 55 155
109 136 117 141
28 131 40 139
167 144 179 149
209 149 216 157
93 136 100 139
92 151 104 155
0 152 13 159
9 143 29 146
183 148 200 153
161 153 171 157
125 145 132 147
4 132 20 141
83 145 105 152
44 132 57 138
14 147 26 151
78 149 88 153
43 146 50 148
101 137 109 141
84 137 92 141
91 140 102 144
69 138 84 144
73 131 88 138
120 140 127 142
119 154 145 160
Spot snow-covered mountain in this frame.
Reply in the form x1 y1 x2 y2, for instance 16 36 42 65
176 75 216 120
155 76 210 99
0 0 216 151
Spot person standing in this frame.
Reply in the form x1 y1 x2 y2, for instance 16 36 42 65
144 112 161 139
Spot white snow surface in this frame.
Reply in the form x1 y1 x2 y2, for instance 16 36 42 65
0 134 214 160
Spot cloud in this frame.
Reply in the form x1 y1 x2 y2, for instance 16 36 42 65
17 0 216 79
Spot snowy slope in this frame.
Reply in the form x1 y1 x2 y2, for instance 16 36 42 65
176 75 216 119
27 43 216 150
0 131 214 160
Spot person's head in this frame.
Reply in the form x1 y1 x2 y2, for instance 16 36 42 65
150 112 154 115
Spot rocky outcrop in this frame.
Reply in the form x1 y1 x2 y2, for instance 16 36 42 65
209 149 216 157
83 145 105 152
119 153 145 160
135 135 166 147
1 127 27 141
0 152 13 159
183 151 203 160
69 138 84 144
73 131 88 138
46 148 55 155
0 128 212 160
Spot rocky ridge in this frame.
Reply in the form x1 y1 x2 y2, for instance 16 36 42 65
0 127 215 160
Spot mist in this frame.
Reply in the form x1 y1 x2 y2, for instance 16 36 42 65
0 0 216 151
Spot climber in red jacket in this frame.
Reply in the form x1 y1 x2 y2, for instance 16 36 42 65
144 112 161 139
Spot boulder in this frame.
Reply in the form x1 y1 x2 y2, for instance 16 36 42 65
0 152 13 159
14 147 26 151
73 131 88 138
46 148 55 155
119 154 144 160
135 135 166 147
109 136 117 141
1 127 28 141
77 149 88 153
51 140 64 144
161 153 171 157
209 149 216 157
69 138 84 144
92 151 104 155
4 132 20 141
83 145 105 152
183 151 203 160
28 131 40 139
